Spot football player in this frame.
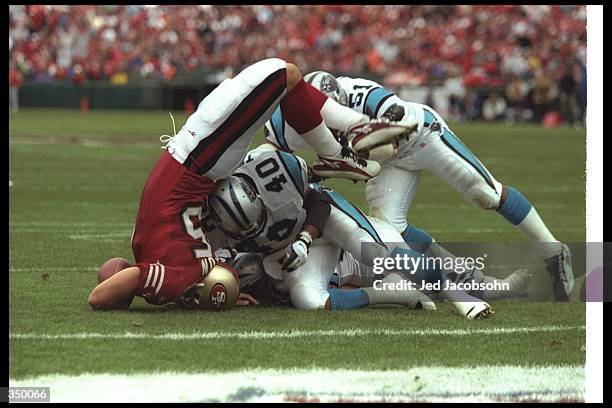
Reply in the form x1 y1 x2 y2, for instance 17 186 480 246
87 58 412 310
232 251 530 309
205 146 516 319
263 71 573 302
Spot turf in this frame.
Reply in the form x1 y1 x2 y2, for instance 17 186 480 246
9 108 586 384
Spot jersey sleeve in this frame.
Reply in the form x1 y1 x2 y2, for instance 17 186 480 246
134 261 207 305
338 76 397 118
275 151 309 196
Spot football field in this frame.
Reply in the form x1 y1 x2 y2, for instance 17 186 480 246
9 109 587 402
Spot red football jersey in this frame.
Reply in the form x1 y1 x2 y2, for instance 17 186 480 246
129 58 289 304
131 150 218 305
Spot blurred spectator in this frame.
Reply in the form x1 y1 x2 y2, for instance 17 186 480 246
576 59 587 126
481 92 507 121
530 71 558 123
464 90 481 122
443 64 466 122
7 5 586 124
424 85 436 110
557 60 581 127
9 61 23 112
505 75 531 124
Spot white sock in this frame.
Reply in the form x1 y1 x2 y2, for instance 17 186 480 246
516 207 563 259
320 98 368 134
299 121 342 158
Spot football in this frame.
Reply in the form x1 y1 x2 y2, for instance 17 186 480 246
192 263 240 311
98 257 132 284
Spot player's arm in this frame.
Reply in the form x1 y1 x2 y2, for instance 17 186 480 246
302 185 332 235
88 266 140 310
280 186 332 271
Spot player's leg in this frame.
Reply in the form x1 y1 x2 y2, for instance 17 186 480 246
411 111 573 300
364 160 474 283
286 240 434 311
327 211 489 317
283 64 417 181
367 217 492 319
365 164 421 234
281 63 383 181
320 187 491 318
284 241 341 310
335 245 530 301
165 58 290 180
364 162 458 270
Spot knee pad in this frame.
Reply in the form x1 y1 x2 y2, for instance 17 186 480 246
290 283 328 310
369 206 407 233
462 184 500 210
369 206 385 220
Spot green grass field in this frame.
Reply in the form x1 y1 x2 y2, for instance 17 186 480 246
9 109 587 402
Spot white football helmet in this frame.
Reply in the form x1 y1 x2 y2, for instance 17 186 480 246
208 175 267 240
304 71 348 106
232 252 265 291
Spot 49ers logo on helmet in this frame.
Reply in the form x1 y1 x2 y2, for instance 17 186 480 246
210 283 227 309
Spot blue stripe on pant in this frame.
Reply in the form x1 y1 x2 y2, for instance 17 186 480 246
439 128 496 191
315 186 384 246
276 151 305 194
270 106 289 150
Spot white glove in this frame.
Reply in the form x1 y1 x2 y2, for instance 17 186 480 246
213 247 237 264
280 231 313 271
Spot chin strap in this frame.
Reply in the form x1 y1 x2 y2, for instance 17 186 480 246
159 112 177 150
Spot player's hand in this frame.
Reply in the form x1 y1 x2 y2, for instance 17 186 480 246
280 231 313 271
214 247 237 264
236 292 260 307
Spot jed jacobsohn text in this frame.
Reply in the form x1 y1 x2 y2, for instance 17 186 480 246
372 253 487 275
373 279 509 292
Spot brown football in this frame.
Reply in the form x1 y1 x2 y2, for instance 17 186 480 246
98 257 132 283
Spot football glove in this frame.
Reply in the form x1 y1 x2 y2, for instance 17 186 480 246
280 231 313 271
213 247 237 264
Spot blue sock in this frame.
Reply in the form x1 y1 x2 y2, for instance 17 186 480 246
327 288 370 310
496 186 533 225
328 273 340 288
401 225 434 254
389 247 444 287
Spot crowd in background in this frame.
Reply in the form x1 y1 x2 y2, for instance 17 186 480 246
9 5 587 125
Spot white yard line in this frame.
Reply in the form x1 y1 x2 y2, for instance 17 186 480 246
9 325 584 341
9 222 132 227
67 232 131 240
425 227 584 234
9 366 585 402
413 203 569 210
9 266 99 273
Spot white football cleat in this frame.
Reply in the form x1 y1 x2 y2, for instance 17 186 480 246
546 243 574 301
414 294 437 311
503 268 531 297
349 116 418 153
480 268 531 299
312 146 381 181
454 299 493 320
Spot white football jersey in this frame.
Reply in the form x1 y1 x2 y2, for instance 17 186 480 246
230 148 309 255
335 76 427 132
264 75 439 156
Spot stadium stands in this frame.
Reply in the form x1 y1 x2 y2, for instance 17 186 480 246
9 5 587 123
